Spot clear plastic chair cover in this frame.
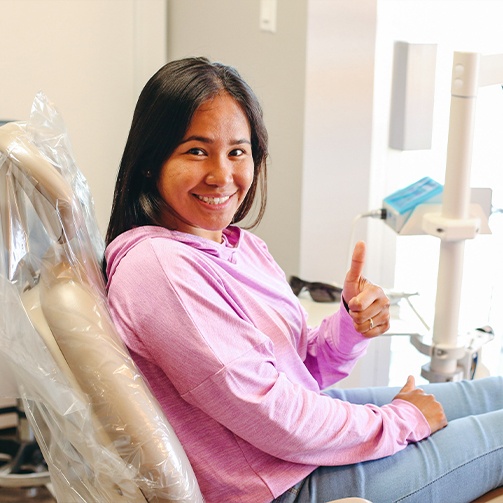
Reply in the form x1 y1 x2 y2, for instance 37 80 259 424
0 93 204 502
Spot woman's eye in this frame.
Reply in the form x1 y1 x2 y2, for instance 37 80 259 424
187 147 205 156
230 148 246 157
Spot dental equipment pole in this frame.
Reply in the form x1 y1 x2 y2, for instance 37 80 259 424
419 52 503 382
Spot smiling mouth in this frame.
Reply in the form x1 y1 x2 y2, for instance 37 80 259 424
195 194 231 205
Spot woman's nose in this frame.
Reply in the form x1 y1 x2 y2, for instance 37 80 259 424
205 156 233 185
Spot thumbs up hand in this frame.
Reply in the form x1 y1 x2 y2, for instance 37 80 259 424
342 241 390 338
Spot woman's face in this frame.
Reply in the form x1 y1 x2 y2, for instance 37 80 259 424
157 93 254 242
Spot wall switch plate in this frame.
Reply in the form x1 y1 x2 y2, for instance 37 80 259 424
260 0 277 33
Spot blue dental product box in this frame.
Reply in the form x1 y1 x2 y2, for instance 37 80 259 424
383 177 443 232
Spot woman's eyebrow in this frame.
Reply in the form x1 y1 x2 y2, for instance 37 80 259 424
180 135 212 145
179 135 251 145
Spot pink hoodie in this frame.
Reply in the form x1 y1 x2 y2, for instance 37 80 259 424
105 225 429 503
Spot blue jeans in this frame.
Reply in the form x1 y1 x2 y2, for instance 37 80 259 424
273 377 503 503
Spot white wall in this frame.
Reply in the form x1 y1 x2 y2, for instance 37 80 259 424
300 1 390 388
0 0 168 234
301 0 378 285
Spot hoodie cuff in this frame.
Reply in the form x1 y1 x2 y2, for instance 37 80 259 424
334 305 370 356
342 295 350 312
391 398 432 442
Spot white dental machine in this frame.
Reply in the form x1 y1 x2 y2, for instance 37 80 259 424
386 51 503 383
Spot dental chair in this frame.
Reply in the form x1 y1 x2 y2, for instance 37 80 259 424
0 96 203 502
0 95 370 503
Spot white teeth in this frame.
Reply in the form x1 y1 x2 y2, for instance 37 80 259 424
196 195 230 205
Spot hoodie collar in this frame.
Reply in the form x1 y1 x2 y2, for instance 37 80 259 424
106 225 242 284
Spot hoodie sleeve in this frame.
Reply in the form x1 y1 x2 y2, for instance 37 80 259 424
303 307 372 390
107 236 431 467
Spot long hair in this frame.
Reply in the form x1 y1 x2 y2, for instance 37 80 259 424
105 57 268 248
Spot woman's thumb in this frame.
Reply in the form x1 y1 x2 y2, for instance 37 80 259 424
401 375 416 392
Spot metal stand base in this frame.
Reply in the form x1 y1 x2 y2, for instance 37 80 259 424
0 438 50 488
411 326 494 382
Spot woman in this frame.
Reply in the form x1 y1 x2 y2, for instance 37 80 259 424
104 57 503 502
